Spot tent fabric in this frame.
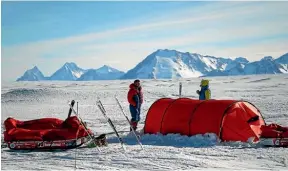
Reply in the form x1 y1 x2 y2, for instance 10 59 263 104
4 116 91 142
144 98 266 142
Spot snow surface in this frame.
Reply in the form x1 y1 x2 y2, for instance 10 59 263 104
1 75 288 170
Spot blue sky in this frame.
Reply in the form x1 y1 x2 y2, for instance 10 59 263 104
2 1 288 81
2 1 201 46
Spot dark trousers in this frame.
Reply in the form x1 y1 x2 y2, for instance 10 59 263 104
129 104 141 122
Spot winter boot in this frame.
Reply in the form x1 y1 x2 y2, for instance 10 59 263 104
130 121 138 131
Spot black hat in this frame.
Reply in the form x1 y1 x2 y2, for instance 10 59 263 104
134 79 140 84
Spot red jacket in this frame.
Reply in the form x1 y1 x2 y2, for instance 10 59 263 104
127 84 143 106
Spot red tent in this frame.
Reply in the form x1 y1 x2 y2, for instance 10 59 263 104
144 98 266 142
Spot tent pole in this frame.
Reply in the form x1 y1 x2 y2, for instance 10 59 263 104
74 101 79 170
179 82 182 98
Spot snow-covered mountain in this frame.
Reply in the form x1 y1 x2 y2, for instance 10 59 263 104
121 49 251 79
77 65 125 81
244 56 283 75
49 62 86 81
122 50 196 79
227 63 246 76
275 53 288 64
275 53 288 73
16 66 46 81
121 49 288 79
16 50 288 81
16 63 124 81
205 55 288 76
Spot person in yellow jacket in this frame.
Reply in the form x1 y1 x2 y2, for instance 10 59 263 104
196 79 211 100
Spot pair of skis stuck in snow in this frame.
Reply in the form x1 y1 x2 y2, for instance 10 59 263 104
96 97 143 151
68 97 143 152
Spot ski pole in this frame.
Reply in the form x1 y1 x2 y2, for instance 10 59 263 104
68 101 101 152
115 97 143 150
74 102 78 170
96 100 126 152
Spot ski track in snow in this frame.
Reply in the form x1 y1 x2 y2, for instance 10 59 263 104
1 74 288 170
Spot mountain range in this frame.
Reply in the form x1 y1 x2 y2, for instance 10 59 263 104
17 49 288 81
17 64 125 81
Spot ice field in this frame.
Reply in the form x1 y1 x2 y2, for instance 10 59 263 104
1 74 288 170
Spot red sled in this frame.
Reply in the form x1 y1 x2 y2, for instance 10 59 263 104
259 123 288 147
3 116 92 150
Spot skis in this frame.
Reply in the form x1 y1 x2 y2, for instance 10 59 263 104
67 100 75 118
115 97 143 150
68 99 143 152
96 100 126 151
68 100 101 152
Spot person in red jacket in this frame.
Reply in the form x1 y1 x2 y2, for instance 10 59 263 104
127 79 143 131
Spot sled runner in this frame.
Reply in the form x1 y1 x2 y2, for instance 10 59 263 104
6 136 90 150
259 123 288 147
259 137 288 147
